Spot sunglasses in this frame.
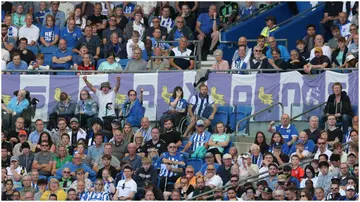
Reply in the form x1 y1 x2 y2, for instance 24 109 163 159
350 29 356 31
186 171 194 173
301 195 306 197
331 187 338 190
207 168 215 171
77 172 84 175
152 21 160 23
63 171 70 174
317 142 325 145
254 50 262 52
19 135 27 138
41 144 49 147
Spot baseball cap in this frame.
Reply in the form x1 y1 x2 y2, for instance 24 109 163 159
205 152 214 158
223 153 232 159
18 130 27 136
196 120 204 126
346 185 355 191
111 119 120 125
346 54 356 62
144 180 153 187
263 187 273 193
314 47 323 53
278 174 287 182
347 153 356 158
10 156 19 162
70 117 79 123
241 152 251 158
265 16 276 22
92 117 103 126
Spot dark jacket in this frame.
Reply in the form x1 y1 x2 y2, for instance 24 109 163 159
324 91 353 117
104 42 127 59
332 46 349 66
134 166 158 187
167 26 194 45
18 152 35 172
287 58 307 73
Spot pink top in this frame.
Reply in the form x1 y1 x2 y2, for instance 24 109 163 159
212 60 230 71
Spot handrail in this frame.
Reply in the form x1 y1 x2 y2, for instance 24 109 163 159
220 38 288 49
273 2 325 30
290 102 327 122
235 102 284 135
187 140 353 200
150 55 197 70
208 68 358 73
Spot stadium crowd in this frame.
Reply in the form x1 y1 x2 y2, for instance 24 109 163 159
1 1 359 201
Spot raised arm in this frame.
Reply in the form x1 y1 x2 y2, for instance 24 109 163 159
114 76 121 93
82 76 97 93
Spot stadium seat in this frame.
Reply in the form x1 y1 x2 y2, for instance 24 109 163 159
187 158 203 173
27 46 39 54
40 46 58 66
352 105 358 116
217 105 234 122
119 59 130 69
96 59 106 69
223 141 233 154
229 105 252 133
211 111 228 128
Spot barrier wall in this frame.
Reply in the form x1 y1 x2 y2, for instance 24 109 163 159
1 71 358 122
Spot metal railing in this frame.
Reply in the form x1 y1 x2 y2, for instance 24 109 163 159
209 68 358 73
235 102 284 135
187 140 352 200
149 55 198 70
151 40 201 68
219 38 288 49
290 102 327 123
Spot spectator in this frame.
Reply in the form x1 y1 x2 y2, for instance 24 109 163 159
316 161 338 196
260 16 278 39
146 16 167 40
34 2 50 25
241 2 258 18
134 157 158 188
142 128 167 155
102 16 124 46
236 152 259 180
69 168 92 192
304 47 331 74
346 24 358 46
207 122 230 164
2 24 16 52
28 119 48 145
232 44 249 73
219 2 239 28
18 14 40 51
74 26 101 59
314 137 332 159
11 4 26 29
81 178 110 200
303 24 316 52
287 50 307 72
121 143 141 171
119 89 143 129
156 6 174 34
288 130 315 155
290 154 304 182
182 119 211 153
258 152 274 178
125 11 146 41
72 45 95 70
169 36 195 70
28 53 50 70
127 31 145 59
154 2 176 20
34 132 56 153
73 7 86 30
47 92 76 130
180 4 197 31
18 142 35 172
319 2 343 39
304 116 321 144
98 52 122 71
216 153 233 185
339 185 358 200
176 2 199 15
150 28 171 50
332 37 348 68
12 130 33 157
266 36 290 61
268 113 298 149
326 25 341 52
51 39 73 71
309 34 332 61
32 140 55 178
6 52 28 74
56 152 96 181
108 129 129 161
196 5 220 60
136 2 157 26
40 178 67 200
74 90 98 129
2 179 14 200
327 114 345 146
113 165 137 200
110 6 128 31
254 131 270 154
58 167 74 192
6 156 27 189
140 180 164 200
104 32 127 60
348 34 358 59
67 118 87 148
184 84 216 137
60 19 82 49
93 142 121 172
12 37 36 66
66 188 78 201
147 47 170 70
5 117 26 145
40 15 60 48
86 133 105 164
4 14 18 41
300 165 318 188
296 40 310 61
2 90 29 132
124 47 148 71
211 49 229 71
333 142 348 163
336 12 351 39
51 145 72 176
42 1 66 30
87 3 107 37
204 164 223 189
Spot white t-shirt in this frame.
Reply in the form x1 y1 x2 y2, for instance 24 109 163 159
205 175 223 188
101 2 114 16
96 90 116 119
314 149 333 160
116 179 137 198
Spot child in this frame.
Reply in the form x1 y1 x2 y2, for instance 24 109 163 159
77 53 95 75
34 2 49 25
290 142 311 160
91 23 98 36
49 194 57 200
126 31 145 59
296 40 310 61
28 53 50 70
290 154 304 182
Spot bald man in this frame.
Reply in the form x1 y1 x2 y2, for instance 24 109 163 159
135 117 153 142
265 36 290 61
268 113 299 148
232 36 251 62
52 39 73 71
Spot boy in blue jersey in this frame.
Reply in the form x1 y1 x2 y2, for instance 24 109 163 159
268 113 298 150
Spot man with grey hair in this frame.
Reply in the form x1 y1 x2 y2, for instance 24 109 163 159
122 143 142 171
18 174 36 197
265 36 290 61
232 36 251 62
167 16 194 47
273 189 285 200
24 191 35 201
52 39 73 71
124 47 147 71
304 116 321 144
2 89 29 131
147 47 170 70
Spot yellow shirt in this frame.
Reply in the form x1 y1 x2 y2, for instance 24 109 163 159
40 189 67 201
175 176 197 187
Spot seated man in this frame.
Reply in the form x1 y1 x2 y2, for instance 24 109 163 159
219 2 239 28
93 143 121 172
150 28 171 50
73 26 101 59
196 4 220 60
72 45 95 70
104 32 127 60
146 16 167 40
60 19 82 49
182 120 211 153
6 52 28 74
113 165 137 200
52 39 73 72
11 37 36 65
32 140 55 178
142 128 167 155
87 3 107 37
126 31 145 59
18 15 39 51
47 92 76 130
183 84 217 137
260 16 278 39
56 153 96 182
198 152 220 175
268 113 298 150
122 143 142 171
303 47 331 74
2 24 16 52
265 36 290 61
156 6 174 34
147 47 170 70
102 15 123 45
169 36 194 70
124 47 147 71
2 89 29 131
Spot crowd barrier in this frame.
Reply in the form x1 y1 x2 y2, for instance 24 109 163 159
1 70 358 122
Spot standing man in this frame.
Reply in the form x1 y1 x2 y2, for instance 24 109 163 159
82 75 120 120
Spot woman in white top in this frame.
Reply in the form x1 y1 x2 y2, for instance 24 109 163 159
300 165 318 188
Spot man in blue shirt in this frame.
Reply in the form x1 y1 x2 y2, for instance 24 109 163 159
52 39 73 72
268 113 298 149
181 120 211 153
60 19 82 48
56 153 97 181
266 36 291 61
288 131 316 155
6 52 28 74
43 2 66 29
196 4 220 61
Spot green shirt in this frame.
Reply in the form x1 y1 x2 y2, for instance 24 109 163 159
55 155 73 169
208 133 229 153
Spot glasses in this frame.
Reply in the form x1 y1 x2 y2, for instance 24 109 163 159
186 171 194 173
317 142 325 145
168 146 176 148
350 29 356 31
207 168 215 171
63 171 70 174
301 195 306 197
41 144 49 147
177 21 184 23
254 50 261 52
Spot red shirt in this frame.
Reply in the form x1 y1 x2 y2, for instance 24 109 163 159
291 166 304 182
78 64 95 71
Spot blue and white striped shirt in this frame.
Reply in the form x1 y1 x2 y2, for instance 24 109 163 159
158 16 174 34
159 152 185 177
189 131 211 152
80 191 110 201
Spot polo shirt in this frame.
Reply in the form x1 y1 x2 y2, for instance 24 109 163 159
76 35 101 56
52 49 72 70
288 139 316 155
142 139 167 155
169 47 194 70
34 151 55 176
6 60 28 74
60 27 83 48
111 140 129 161
18 24 40 44
197 13 220 35
274 124 298 144
40 25 60 43
122 155 142 171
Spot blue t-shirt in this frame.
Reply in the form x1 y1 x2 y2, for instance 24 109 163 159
265 45 290 62
6 61 28 74
60 27 83 48
197 13 220 35
288 139 316 155
189 131 211 152
40 25 60 43
34 10 49 24
168 97 188 112
52 49 72 70
159 152 185 177
275 124 298 144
